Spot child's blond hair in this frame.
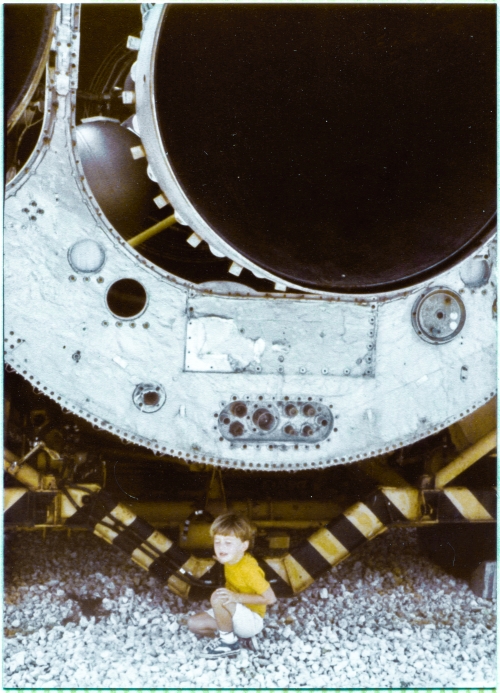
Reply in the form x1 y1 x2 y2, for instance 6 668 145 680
210 512 256 549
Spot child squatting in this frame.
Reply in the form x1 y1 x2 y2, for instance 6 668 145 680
188 512 277 658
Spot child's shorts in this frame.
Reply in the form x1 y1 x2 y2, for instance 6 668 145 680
206 603 264 638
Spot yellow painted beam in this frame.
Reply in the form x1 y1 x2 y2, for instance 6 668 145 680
381 487 420 520
127 214 177 248
435 429 496 488
444 488 495 520
4 449 42 490
4 488 28 512
283 553 315 592
344 502 386 539
309 527 349 564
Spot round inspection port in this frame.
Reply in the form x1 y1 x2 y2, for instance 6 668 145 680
284 403 298 417
302 404 316 417
411 288 466 344
252 407 277 432
459 256 491 288
229 420 245 437
301 424 314 437
107 278 147 319
132 382 166 413
230 400 248 418
68 239 106 273
284 424 297 436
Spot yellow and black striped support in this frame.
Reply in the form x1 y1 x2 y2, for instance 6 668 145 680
263 485 496 595
4 488 30 523
4 447 496 599
4 481 496 597
422 487 496 523
4 449 217 599
64 488 216 598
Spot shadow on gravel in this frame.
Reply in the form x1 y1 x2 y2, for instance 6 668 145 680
61 593 106 625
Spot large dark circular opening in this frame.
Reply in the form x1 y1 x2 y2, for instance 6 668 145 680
154 5 496 293
106 278 147 318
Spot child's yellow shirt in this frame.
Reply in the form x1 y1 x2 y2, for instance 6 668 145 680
224 553 270 617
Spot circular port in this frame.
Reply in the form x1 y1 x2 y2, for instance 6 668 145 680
132 382 166 413
284 424 297 436
284 403 298 417
252 408 277 432
460 257 492 288
68 239 106 274
230 401 248 418
412 288 466 344
302 404 316 417
229 420 245 437
107 278 147 319
301 424 314 437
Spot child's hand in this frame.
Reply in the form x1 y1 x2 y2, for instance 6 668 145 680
212 588 239 606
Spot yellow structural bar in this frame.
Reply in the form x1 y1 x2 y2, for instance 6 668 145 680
4 488 28 512
444 488 494 521
4 449 43 490
127 214 177 248
127 499 342 526
434 429 497 488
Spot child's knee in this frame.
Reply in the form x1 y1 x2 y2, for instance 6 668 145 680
187 614 199 632
210 591 221 608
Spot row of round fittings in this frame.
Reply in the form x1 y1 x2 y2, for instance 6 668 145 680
227 400 320 419
227 419 318 438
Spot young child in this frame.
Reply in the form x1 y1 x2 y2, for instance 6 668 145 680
188 512 277 658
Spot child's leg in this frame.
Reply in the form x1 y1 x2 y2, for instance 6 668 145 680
210 592 237 634
187 610 218 636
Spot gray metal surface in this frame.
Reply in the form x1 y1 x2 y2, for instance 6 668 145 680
4 5 497 470
185 296 376 377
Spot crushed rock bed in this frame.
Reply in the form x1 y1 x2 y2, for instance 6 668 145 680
4 528 496 688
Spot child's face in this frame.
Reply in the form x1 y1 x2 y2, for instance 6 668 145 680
213 532 249 565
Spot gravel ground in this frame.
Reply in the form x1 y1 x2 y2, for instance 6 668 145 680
3 527 496 688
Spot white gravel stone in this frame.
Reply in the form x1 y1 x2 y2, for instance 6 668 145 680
3 528 496 687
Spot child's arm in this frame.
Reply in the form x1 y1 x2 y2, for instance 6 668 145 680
213 586 277 607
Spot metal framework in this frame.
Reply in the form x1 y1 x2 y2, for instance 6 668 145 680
5 430 496 597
